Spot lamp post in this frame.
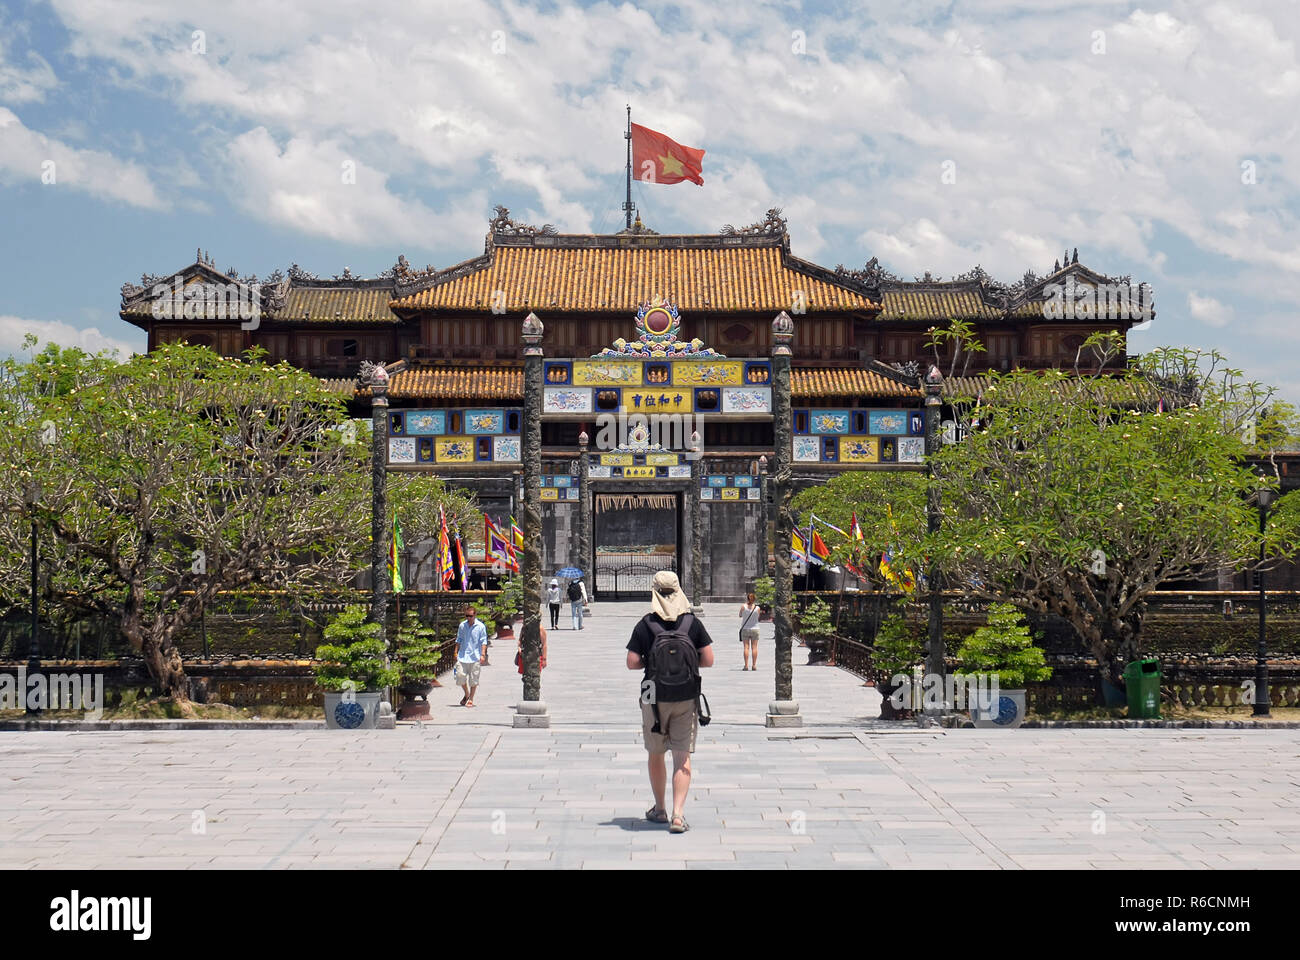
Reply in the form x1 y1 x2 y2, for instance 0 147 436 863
578 430 591 595
758 454 769 581
1255 484 1275 717
768 311 801 727
923 365 945 719
515 312 549 727
690 428 703 612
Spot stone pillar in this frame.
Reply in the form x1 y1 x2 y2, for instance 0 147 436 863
758 454 769 582
690 430 703 612
515 313 549 727
578 430 592 591
924 365 945 720
369 367 390 638
768 312 802 727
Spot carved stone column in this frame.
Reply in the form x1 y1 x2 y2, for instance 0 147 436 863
689 429 703 612
578 430 591 592
368 366 390 638
924 365 945 720
768 312 802 727
515 313 549 727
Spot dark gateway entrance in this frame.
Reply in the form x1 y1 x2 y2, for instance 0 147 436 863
593 492 680 600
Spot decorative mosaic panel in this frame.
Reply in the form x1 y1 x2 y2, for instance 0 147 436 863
839 437 879 463
671 360 744 385
589 466 613 479
573 359 642 386
700 487 715 500
464 409 504 434
897 437 925 463
793 436 821 462
747 486 761 500
600 453 634 466
868 410 909 435
543 387 591 413
404 410 446 435
645 453 680 467
388 438 416 463
435 437 474 463
541 487 559 501
809 410 850 434
622 389 692 413
493 436 521 462
721 387 771 413
667 465 692 479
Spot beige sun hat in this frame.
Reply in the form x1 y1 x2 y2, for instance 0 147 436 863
650 570 691 621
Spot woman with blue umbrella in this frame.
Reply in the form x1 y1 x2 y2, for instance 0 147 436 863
556 567 586 629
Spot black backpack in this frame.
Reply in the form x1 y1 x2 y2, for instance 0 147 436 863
567 581 581 601
644 614 711 733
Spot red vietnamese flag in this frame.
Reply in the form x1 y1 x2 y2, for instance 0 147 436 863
631 123 705 186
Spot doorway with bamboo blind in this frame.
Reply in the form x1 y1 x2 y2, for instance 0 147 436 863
592 491 680 600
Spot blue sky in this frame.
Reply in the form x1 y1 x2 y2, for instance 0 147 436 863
1 0 1298 405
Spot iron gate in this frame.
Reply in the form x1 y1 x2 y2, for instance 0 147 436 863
594 555 678 601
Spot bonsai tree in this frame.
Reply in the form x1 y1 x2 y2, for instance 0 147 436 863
752 576 775 612
794 596 835 644
313 605 399 693
393 610 443 690
489 577 524 633
953 603 1053 689
870 615 924 719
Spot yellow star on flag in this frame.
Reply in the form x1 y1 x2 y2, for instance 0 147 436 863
658 153 686 177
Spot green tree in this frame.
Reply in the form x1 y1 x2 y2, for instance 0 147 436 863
929 346 1300 689
953 603 1052 688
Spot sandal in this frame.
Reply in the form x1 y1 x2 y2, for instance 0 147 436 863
669 816 689 834
644 806 669 823
466 700 475 708
459 695 468 706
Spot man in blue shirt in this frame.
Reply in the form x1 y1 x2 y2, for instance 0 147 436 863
455 605 489 707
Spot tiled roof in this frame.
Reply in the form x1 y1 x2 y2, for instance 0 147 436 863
388 365 523 401
878 285 1000 322
281 285 398 324
941 376 991 398
391 245 877 314
792 366 920 399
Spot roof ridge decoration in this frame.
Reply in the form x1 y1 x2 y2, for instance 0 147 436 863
719 207 787 238
592 296 726 359
833 256 900 290
488 205 558 240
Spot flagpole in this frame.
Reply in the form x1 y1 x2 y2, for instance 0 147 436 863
623 104 634 229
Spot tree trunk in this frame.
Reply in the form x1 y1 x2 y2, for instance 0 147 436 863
140 632 190 702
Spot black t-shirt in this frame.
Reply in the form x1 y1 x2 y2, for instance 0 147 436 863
627 613 713 679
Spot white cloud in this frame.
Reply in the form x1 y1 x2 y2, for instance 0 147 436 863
1187 292 1234 329
0 315 141 359
0 107 163 208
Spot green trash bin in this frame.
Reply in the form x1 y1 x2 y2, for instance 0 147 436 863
1124 658 1161 719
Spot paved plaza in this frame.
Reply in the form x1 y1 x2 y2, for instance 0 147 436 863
2 602 1299 869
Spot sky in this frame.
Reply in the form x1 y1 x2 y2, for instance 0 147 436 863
0 0 1297 403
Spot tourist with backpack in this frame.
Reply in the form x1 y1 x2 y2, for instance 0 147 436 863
567 578 588 630
625 570 714 834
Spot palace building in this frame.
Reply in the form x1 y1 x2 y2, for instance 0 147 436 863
119 207 1149 600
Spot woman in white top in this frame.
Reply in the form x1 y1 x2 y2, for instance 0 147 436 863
738 591 761 671
546 578 562 629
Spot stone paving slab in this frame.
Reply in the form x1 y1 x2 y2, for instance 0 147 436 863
2 602 1299 869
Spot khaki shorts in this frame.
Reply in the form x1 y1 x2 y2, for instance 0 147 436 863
740 628 759 642
453 661 481 687
640 698 698 754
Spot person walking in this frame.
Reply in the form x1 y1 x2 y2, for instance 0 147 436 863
626 571 713 834
568 578 588 630
454 605 488 707
739 591 761 671
547 578 562 630
516 625 548 674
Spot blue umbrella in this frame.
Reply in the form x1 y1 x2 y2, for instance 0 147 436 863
556 567 584 579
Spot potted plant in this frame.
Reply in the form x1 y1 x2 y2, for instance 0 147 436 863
794 596 836 664
393 610 443 720
313 605 399 729
489 577 524 640
752 576 775 621
955 602 1052 728
871 615 924 720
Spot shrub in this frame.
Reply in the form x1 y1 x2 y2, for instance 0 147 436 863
954 602 1053 688
393 610 442 687
871 615 924 680
312 605 399 693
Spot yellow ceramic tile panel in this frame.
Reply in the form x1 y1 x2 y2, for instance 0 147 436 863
839 436 879 463
573 360 643 386
434 437 475 462
672 360 743 385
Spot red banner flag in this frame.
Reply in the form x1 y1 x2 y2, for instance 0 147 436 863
631 123 705 186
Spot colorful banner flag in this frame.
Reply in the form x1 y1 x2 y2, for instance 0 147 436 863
437 507 454 591
850 512 864 543
810 530 832 564
485 516 519 572
811 513 849 540
509 515 525 550
454 529 469 593
389 515 404 593
631 122 705 186
791 528 808 562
